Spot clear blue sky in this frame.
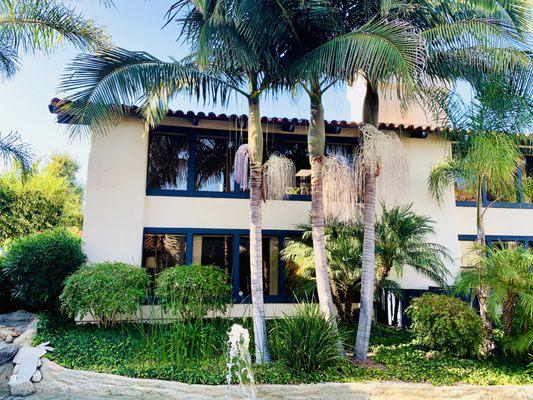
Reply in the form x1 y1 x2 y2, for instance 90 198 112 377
0 0 350 182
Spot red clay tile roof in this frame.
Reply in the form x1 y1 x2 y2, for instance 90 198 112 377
49 98 443 134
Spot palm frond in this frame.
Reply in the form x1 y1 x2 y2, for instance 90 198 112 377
292 18 425 94
0 0 110 54
0 131 33 171
58 47 231 138
427 158 459 204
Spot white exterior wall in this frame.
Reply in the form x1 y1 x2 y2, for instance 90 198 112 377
81 87 532 300
83 120 148 265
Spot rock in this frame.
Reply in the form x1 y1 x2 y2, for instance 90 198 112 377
36 359 41 367
5 336 13 344
9 332 19 338
8 377 34 397
12 364 19 374
12 329 36 349
0 312 37 329
30 370 41 383
0 343 17 364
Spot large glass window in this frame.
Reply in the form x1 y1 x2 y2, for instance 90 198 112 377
193 235 233 277
238 236 279 297
147 134 188 190
143 233 186 283
147 130 356 198
195 136 236 192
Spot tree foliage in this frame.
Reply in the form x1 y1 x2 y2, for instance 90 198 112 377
0 153 83 244
2 228 86 310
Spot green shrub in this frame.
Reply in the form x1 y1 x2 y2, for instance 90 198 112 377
155 265 232 319
406 294 485 358
2 228 86 311
61 262 149 327
269 305 344 373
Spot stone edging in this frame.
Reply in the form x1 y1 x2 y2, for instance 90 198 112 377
34 359 533 400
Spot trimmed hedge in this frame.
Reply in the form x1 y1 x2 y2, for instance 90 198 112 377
61 262 149 327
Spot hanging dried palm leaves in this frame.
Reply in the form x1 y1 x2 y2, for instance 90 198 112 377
263 153 296 200
323 154 359 222
356 124 408 204
234 144 251 191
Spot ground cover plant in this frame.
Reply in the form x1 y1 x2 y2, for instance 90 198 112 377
35 314 531 386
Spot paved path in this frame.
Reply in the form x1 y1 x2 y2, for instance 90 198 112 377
21 359 532 400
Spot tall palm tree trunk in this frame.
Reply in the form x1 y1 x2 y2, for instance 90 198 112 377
476 181 495 353
248 95 271 364
308 85 336 323
355 81 379 361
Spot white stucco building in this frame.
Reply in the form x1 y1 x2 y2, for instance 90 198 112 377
49 84 533 318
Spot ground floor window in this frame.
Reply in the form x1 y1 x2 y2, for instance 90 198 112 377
458 235 532 269
142 233 186 284
142 228 301 302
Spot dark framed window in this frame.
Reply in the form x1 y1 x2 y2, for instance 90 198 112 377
147 134 188 190
146 127 357 200
142 233 186 284
193 235 233 276
195 136 236 192
238 236 280 296
142 228 304 303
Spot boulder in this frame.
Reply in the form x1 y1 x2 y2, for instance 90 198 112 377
5 336 13 344
0 312 36 329
0 343 17 364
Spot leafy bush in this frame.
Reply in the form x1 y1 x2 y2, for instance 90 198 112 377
2 228 86 311
406 294 485 358
269 305 344 373
155 265 232 319
61 262 149 327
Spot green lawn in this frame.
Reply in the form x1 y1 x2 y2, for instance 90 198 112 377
35 315 531 386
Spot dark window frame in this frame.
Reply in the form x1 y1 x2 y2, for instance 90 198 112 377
142 227 304 303
456 154 533 209
146 126 357 201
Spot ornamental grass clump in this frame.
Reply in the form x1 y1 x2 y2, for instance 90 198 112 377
268 304 345 373
155 264 232 319
406 294 485 358
60 262 149 327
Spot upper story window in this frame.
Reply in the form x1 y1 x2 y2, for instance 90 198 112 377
455 152 533 207
146 127 356 198
147 134 188 190
195 136 236 192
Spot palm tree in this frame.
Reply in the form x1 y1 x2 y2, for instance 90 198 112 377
375 203 452 290
294 0 531 361
428 75 529 352
57 0 292 364
0 0 109 166
282 204 452 320
282 219 364 320
456 244 533 355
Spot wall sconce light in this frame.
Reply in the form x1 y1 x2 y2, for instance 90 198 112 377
325 125 342 134
410 131 428 139
190 116 199 126
281 122 295 132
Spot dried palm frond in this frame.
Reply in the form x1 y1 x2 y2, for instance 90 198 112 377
356 124 408 204
264 153 296 200
323 154 358 222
